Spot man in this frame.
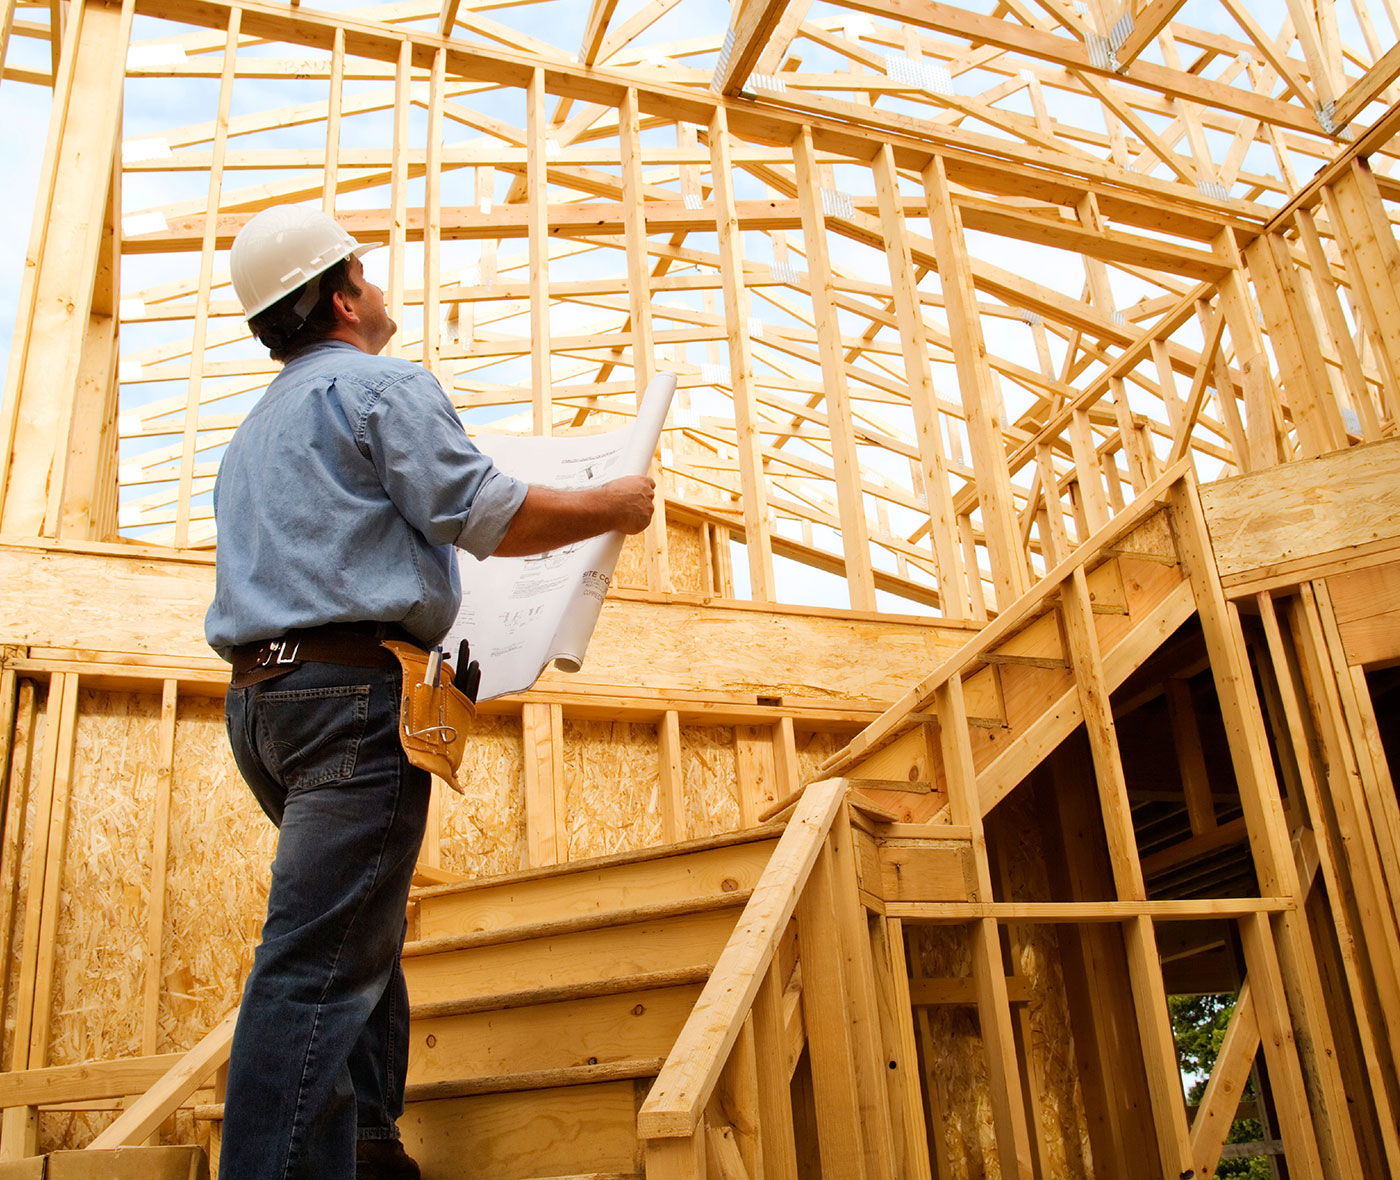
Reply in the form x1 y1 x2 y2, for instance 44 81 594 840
205 205 655 1180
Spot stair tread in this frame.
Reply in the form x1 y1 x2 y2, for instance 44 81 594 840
192 1058 665 1121
410 964 710 1021
411 821 784 902
403 890 751 958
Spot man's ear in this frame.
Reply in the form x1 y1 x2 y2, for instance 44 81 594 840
330 288 358 325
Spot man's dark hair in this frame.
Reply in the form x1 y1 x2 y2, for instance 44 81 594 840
247 256 361 362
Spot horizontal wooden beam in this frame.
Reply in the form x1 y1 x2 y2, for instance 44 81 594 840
127 0 1269 242
836 0 1326 136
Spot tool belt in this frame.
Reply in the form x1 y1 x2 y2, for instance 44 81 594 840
229 624 475 790
228 623 405 689
381 640 475 791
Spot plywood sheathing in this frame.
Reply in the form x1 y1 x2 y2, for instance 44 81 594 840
438 715 527 881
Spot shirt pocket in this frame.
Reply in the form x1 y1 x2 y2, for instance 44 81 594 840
252 684 371 790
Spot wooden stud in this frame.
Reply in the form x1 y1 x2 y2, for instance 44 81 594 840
386 37 411 360
1238 911 1326 1180
526 66 551 435
142 679 178 1057
712 1018 761 1178
1164 678 1216 836
1189 980 1260 1178
933 676 1034 1178
659 710 688 845
1213 227 1285 472
794 840 870 1178
1242 231 1346 457
871 142 966 618
827 805 898 1178
735 726 778 830
708 107 776 603
750 959 799 1180
922 154 1026 611
0 0 131 538
619 87 670 595
1292 206 1380 440
423 47 446 379
173 6 239 549
793 126 877 612
320 27 345 214
17 672 78 1072
523 701 564 868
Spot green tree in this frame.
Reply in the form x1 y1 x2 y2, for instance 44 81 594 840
1169 994 1274 1179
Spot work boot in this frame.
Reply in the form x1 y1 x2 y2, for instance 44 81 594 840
356 1138 421 1180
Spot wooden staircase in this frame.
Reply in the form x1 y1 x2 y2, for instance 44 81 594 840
391 828 781 1179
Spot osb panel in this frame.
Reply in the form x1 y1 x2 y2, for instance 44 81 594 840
2 679 43 1073
682 725 740 839
564 719 663 859
48 690 161 1067
992 793 1092 1180
794 729 851 788
666 521 705 595
910 924 995 1180
164 696 273 1054
612 531 648 591
438 715 526 880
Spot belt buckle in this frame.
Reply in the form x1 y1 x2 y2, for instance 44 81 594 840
256 638 301 668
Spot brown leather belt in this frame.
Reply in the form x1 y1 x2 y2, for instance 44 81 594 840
229 622 417 689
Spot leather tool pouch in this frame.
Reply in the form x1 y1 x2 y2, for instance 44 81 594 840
381 640 475 792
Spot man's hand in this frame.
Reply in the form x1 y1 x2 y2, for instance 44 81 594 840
600 475 656 535
491 475 657 557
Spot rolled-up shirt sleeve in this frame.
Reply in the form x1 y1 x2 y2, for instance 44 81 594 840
360 368 528 558
456 468 528 558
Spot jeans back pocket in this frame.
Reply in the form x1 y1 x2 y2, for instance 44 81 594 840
253 683 371 790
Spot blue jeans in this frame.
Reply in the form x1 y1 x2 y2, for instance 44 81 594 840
221 661 430 1180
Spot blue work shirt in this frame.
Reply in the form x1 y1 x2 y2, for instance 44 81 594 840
204 340 526 658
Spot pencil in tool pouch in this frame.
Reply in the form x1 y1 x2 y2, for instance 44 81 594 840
381 640 475 790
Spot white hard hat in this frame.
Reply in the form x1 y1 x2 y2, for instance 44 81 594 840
230 206 373 319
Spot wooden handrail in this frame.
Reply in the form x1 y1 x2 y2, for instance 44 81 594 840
86 1009 237 1150
637 776 849 1140
820 458 1192 777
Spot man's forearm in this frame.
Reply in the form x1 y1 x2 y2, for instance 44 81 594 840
490 477 655 557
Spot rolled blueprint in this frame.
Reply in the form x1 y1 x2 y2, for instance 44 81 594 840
445 371 677 701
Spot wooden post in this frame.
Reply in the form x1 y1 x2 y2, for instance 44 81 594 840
0 0 132 537
523 702 564 867
794 840 870 1177
751 958 798 1180
934 676 1034 1179
658 710 688 845
792 126 877 612
526 67 551 435
142 680 178 1058
59 147 121 542
422 47 446 380
1321 160 1400 424
922 154 1027 611
1242 231 1346 457
320 27 345 214
827 805 898 1178
709 107 776 603
735 726 777 830
1213 227 1284 472
871 142 966 618
385 37 411 360
618 87 670 594
174 6 239 548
